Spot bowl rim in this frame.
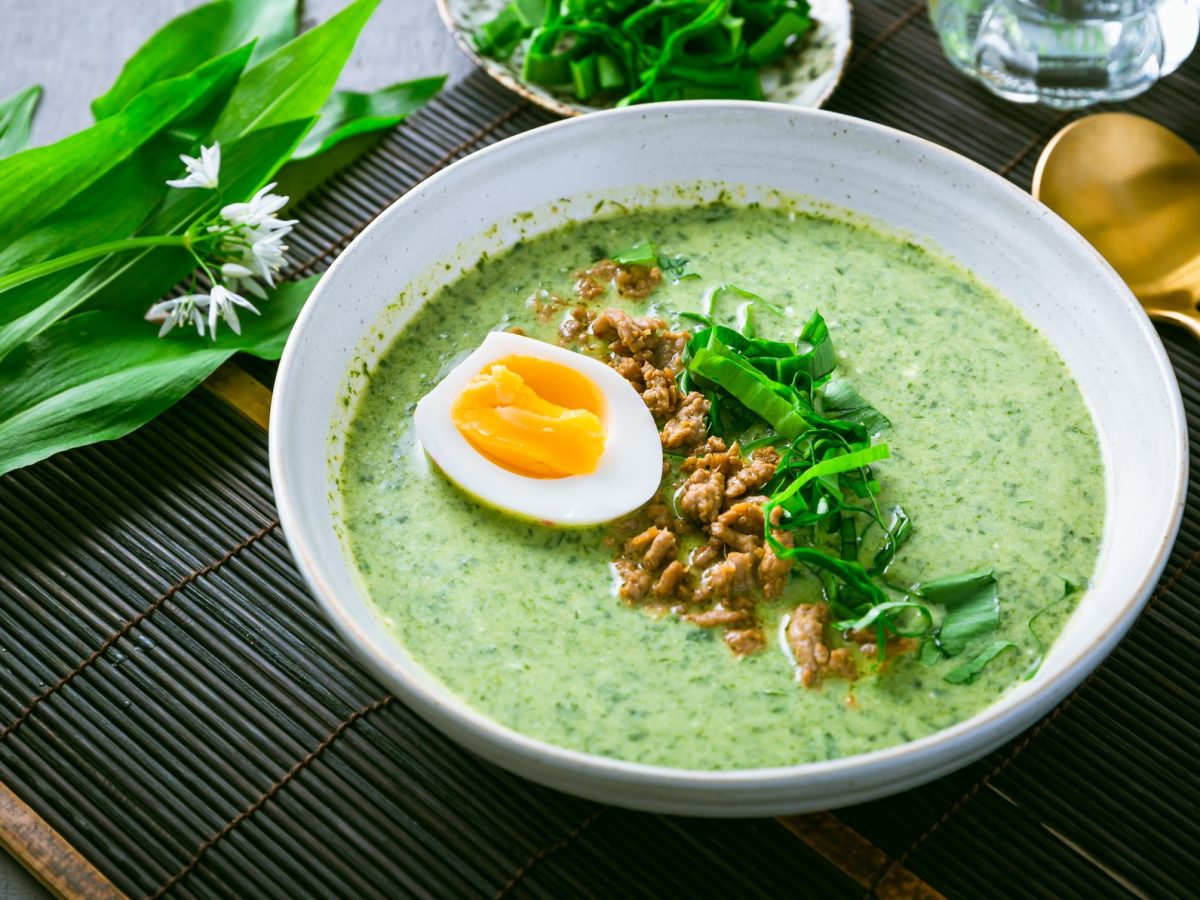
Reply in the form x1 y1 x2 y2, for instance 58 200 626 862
270 100 1188 794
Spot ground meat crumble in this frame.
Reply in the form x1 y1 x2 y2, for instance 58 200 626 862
611 434 816 668
549 255 873 686
787 604 859 688
575 259 662 301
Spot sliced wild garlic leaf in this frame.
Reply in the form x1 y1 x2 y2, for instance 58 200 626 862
679 299 1009 667
1023 577 1082 679
764 444 890 513
611 239 658 267
798 308 836 379
476 5 527 59
681 305 857 439
689 345 811 439
489 0 810 105
839 516 859 561
832 600 933 637
919 568 999 657
702 282 784 320
1058 573 1081 596
740 430 784 451
770 543 890 608
869 505 912 575
0 85 42 159
919 637 942 667
0 276 318 477
0 45 252 252
658 254 698 282
944 640 1016 684
211 0 380 143
820 377 892 437
92 0 298 119
476 0 546 58
292 75 446 159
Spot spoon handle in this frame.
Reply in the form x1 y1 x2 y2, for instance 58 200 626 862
1149 309 1200 341
1140 288 1200 340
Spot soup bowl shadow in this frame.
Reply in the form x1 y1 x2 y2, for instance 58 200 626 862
270 102 1187 816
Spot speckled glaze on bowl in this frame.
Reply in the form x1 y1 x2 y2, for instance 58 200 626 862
270 103 1187 816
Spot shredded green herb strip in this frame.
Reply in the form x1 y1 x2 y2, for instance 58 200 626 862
610 239 658 268
680 296 912 647
919 568 999 657
944 640 1017 684
473 0 813 104
658 254 699 282
1023 576 1082 679
610 238 699 281
913 569 1017 682
675 284 1020 680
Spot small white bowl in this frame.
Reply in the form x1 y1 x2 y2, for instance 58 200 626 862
437 0 853 116
270 103 1187 816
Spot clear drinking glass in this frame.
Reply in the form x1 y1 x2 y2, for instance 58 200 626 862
930 0 1199 108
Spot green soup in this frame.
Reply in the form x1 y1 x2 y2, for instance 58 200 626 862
337 204 1104 770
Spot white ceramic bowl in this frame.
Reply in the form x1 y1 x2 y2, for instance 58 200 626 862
270 103 1187 816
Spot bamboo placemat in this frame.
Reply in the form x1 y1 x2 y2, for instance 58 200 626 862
2 4 1199 897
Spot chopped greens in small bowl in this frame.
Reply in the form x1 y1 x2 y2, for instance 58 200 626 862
438 0 852 115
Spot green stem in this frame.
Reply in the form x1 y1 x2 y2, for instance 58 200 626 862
0 235 188 293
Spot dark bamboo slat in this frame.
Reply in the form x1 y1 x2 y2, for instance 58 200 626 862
2 4 1199 895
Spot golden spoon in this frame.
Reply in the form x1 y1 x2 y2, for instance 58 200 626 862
1032 113 1200 339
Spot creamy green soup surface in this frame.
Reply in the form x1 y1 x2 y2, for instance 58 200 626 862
337 203 1105 770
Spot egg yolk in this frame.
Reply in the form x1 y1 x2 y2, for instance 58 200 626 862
450 354 607 478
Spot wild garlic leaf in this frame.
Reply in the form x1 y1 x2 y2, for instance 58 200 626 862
610 239 658 267
0 120 312 360
689 344 811 439
0 44 252 252
798 309 836 380
919 638 942 667
919 568 999 656
765 444 890 512
0 277 318 477
682 311 855 440
292 75 446 160
774 544 891 610
658 254 698 282
0 144 183 359
869 504 912 575
211 0 381 143
819 377 891 437
944 640 1016 684
1023 577 1082 679
832 600 934 637
92 0 299 119
0 127 207 283
0 86 42 159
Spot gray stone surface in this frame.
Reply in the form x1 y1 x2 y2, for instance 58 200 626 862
0 1 470 894
1 0 473 148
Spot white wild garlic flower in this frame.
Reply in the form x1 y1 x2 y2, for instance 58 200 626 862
206 284 259 337
165 143 221 190
151 157 297 339
144 294 210 338
220 182 295 230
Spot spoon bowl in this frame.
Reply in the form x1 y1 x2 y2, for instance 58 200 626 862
1033 112 1200 337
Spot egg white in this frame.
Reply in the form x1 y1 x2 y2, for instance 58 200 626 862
413 331 664 526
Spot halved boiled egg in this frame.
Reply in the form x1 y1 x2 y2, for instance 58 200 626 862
413 331 663 525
